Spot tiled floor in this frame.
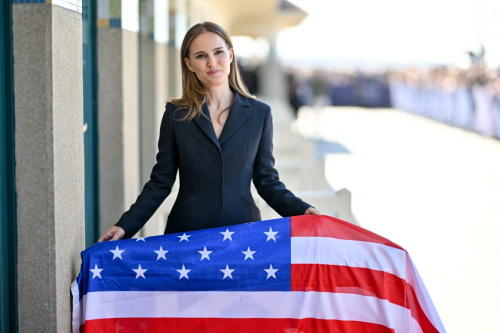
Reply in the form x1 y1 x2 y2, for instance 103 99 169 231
295 106 500 333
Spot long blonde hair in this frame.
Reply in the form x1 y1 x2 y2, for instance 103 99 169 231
168 22 255 122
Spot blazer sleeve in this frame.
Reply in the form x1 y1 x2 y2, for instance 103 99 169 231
252 105 312 217
115 105 179 239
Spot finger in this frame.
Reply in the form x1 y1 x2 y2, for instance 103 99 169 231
97 235 107 243
308 207 320 215
98 231 113 243
111 231 122 241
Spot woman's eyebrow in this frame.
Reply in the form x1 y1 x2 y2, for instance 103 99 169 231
194 47 224 55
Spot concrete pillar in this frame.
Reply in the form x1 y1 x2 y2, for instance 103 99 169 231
12 3 84 332
139 0 178 236
258 31 288 100
186 0 203 27
97 0 141 234
168 0 187 98
139 0 157 194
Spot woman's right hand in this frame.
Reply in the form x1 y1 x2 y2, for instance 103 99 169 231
97 226 125 243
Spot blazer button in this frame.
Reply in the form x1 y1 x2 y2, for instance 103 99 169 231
214 180 221 187
214 201 222 208
214 159 221 166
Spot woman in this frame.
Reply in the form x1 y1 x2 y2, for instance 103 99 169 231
98 22 319 242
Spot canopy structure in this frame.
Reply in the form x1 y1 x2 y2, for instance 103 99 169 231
209 0 307 37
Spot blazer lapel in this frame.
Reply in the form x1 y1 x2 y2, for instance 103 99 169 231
218 92 250 145
193 103 221 151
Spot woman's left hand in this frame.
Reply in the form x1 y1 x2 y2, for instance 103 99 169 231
304 206 320 215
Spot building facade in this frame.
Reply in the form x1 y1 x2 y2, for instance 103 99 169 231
0 1 308 331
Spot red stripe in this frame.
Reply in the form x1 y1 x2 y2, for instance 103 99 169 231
82 317 395 333
291 264 439 333
291 215 405 250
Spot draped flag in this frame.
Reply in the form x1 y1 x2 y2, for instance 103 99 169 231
71 215 446 333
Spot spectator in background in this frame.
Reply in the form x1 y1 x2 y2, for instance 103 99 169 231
280 52 499 141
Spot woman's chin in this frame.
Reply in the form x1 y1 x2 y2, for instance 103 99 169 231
202 77 228 88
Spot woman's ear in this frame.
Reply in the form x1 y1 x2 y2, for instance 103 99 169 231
229 47 234 64
184 57 194 72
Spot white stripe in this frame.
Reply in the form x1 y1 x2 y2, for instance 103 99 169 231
291 237 446 332
291 237 407 278
70 279 81 333
82 291 422 333
407 256 447 332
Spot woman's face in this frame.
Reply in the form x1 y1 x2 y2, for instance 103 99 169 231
184 32 234 89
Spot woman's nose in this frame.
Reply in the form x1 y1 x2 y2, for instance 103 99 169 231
207 55 216 67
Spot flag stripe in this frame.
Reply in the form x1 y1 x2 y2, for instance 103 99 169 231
406 257 447 333
81 291 422 333
291 264 439 333
72 216 446 333
290 235 445 332
71 280 81 333
291 236 407 279
82 317 397 333
291 215 404 250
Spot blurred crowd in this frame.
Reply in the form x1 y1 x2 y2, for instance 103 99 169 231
389 65 500 139
285 60 500 140
286 69 392 112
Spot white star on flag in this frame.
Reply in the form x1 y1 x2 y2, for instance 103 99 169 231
220 228 234 241
264 264 278 279
264 227 278 241
242 247 256 260
198 246 212 261
220 265 235 279
154 246 168 260
133 264 147 279
136 237 146 242
177 265 191 279
177 233 191 242
110 246 124 260
90 264 103 279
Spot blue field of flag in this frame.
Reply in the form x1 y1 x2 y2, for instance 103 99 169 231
77 217 291 299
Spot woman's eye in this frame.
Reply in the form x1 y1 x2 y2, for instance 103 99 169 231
196 54 206 59
216 50 223 55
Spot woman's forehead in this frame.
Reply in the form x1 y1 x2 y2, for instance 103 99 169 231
190 32 227 52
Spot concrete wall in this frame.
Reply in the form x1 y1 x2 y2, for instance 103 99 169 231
122 30 141 217
139 38 156 191
97 27 141 234
97 28 126 232
12 4 84 332
142 40 184 237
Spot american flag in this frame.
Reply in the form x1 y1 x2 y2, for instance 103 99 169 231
71 215 446 333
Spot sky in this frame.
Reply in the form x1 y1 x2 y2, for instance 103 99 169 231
273 0 500 70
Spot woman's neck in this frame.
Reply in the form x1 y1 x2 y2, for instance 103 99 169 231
205 84 234 111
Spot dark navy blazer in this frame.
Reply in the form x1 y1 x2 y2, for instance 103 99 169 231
115 90 312 238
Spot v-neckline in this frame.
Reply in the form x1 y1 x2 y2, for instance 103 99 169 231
212 111 227 141
208 92 235 141
194 89 248 150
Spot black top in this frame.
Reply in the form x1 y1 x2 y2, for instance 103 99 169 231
115 90 312 238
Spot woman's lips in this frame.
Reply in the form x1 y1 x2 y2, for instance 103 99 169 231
208 70 220 75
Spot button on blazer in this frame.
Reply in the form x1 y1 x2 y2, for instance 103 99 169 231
115 90 312 238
